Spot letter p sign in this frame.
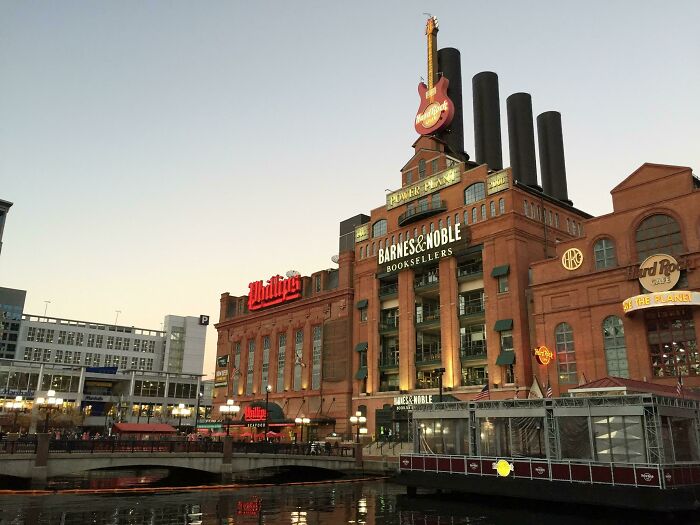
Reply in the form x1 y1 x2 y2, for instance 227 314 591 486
199 315 210 326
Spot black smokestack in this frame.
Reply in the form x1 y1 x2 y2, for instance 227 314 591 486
537 111 572 205
437 48 468 160
472 71 502 170
506 92 538 188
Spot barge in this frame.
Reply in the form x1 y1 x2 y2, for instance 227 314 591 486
395 391 700 511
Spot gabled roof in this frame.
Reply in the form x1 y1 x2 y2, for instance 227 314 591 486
112 423 177 433
570 376 700 400
610 163 691 193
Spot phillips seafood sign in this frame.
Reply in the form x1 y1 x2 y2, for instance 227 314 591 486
248 275 302 311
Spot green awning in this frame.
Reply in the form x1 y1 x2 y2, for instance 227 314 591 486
494 319 513 331
356 299 368 309
355 368 368 379
355 342 368 352
491 264 510 277
495 352 515 366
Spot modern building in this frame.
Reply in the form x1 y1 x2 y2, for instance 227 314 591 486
0 199 12 256
213 17 699 441
0 313 211 432
0 287 26 360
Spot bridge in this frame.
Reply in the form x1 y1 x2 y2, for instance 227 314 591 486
0 437 372 487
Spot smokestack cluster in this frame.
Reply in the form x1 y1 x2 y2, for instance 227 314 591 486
472 72 502 171
437 48 467 160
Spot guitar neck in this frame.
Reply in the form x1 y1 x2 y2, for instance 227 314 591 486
427 32 438 90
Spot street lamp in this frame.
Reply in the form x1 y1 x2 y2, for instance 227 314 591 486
349 411 367 443
294 416 310 444
219 398 240 436
435 367 446 402
264 384 272 442
172 403 191 434
36 390 63 434
4 396 24 433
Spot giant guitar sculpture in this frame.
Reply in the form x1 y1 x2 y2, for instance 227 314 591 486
414 16 455 136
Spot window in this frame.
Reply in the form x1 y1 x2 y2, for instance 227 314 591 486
314 274 321 293
294 329 304 391
498 275 509 293
87 334 95 348
555 323 577 384
312 325 322 390
490 201 496 217
406 170 413 184
96 335 103 348
276 334 286 392
431 158 439 173
594 238 617 269
524 200 529 216
55 350 64 363
58 331 67 344
464 183 485 205
233 342 241 395
27 327 36 342
499 198 505 215
84 352 93 366
419 159 426 179
554 213 559 228
472 208 477 223
647 307 698 378
76 333 84 347
246 340 255 395
635 214 683 261
115 337 123 350
500 330 513 353
261 335 270 391
66 332 75 345
360 307 368 322
603 316 628 378
372 219 387 238
481 204 486 220
107 336 114 350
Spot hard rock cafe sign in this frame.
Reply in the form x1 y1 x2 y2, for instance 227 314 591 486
534 345 554 366
629 253 684 293
414 16 454 135
248 274 302 311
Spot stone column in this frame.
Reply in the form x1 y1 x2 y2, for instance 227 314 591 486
439 257 461 389
30 433 50 488
398 269 416 391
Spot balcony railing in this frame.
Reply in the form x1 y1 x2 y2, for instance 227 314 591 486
460 341 487 360
457 260 483 278
398 199 448 227
416 345 441 364
416 310 440 324
379 282 399 296
414 274 439 288
458 303 485 317
461 376 488 387
379 352 400 368
379 319 399 332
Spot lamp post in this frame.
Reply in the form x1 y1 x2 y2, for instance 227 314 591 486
172 403 191 434
294 416 310 444
349 411 367 443
264 384 272 442
36 390 63 434
220 398 240 436
4 396 24 433
435 367 446 402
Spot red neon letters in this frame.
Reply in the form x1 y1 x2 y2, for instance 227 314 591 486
244 406 267 422
248 275 302 311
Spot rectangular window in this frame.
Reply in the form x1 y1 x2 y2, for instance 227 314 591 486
312 325 322 390
233 342 241 396
139 357 146 369
131 357 138 368
46 330 55 344
133 339 140 352
498 275 509 293
360 307 368 322
33 348 42 362
55 350 64 363
294 329 303 391
95 335 103 348
27 327 36 342
58 331 67 344
85 353 93 366
148 341 155 353
431 158 439 174
105 355 112 367
93 354 100 367
72 351 81 364
246 340 255 395
146 359 153 371
65 350 73 363
500 330 514 353
121 356 128 369
115 337 123 350
87 334 95 348
261 336 270 391
43 348 51 362
75 333 84 346
66 332 75 345
314 275 321 293
107 336 114 350
37 328 46 342
23 348 31 360
276 334 286 392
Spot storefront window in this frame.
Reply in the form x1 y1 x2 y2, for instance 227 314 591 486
647 307 698 377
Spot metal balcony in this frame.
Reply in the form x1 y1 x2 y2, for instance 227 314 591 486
398 200 448 227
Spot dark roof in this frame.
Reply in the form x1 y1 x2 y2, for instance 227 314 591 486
570 376 700 400
112 423 177 433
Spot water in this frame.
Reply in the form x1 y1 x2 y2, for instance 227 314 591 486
0 478 694 524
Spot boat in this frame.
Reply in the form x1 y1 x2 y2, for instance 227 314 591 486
395 391 700 511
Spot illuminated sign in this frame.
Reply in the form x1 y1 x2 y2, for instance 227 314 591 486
386 166 461 210
622 291 700 314
237 498 262 516
493 459 514 477
561 248 583 271
414 16 455 135
394 394 433 408
355 223 369 243
216 355 229 368
534 346 554 366
378 223 468 275
486 170 509 195
244 406 267 422
629 253 684 293
214 369 228 388
248 275 302 311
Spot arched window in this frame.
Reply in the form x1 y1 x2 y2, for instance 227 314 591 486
594 238 617 269
499 198 505 215
464 183 486 205
471 208 477 223
446 216 451 228
635 214 683 261
372 242 376 256
524 200 529 216
438 219 443 230
490 201 496 217
359 246 364 259
603 316 628 378
555 322 577 384
399 233 403 243
481 204 486 220
372 219 387 238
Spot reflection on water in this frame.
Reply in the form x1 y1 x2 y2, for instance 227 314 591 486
0 479 697 525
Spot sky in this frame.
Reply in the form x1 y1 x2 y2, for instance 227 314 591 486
1 1 699 377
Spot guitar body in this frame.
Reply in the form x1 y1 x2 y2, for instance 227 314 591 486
414 76 455 135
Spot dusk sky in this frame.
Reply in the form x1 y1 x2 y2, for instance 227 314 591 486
1 2 699 377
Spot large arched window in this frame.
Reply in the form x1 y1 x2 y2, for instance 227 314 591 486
603 316 628 378
635 214 683 261
555 322 577 384
372 219 387 238
464 183 485 205
594 238 617 269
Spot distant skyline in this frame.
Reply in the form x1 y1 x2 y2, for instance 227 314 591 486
2 2 699 377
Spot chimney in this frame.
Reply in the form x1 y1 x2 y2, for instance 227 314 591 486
437 48 468 160
537 111 572 205
506 93 538 188
472 72 502 170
